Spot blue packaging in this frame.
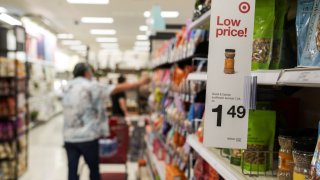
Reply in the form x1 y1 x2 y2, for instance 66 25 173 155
300 0 320 66
296 0 314 65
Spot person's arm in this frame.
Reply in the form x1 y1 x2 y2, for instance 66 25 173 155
119 97 129 116
110 76 150 95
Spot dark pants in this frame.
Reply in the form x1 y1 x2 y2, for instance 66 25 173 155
65 139 100 180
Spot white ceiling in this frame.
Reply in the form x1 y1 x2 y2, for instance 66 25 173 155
1 0 195 52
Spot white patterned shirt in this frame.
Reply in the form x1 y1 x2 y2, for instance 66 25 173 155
62 77 115 143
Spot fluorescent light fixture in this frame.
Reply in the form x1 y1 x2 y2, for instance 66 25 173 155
100 43 119 48
144 11 151 18
70 45 87 51
81 17 113 24
144 11 180 18
161 11 179 18
61 40 81 45
96 37 117 43
134 46 150 51
66 0 109 4
0 7 7 13
90 29 116 35
136 35 148 41
135 41 150 46
0 13 22 26
57 33 74 39
139 25 148 31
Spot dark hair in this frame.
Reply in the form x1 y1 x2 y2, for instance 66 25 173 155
118 75 126 83
73 63 90 78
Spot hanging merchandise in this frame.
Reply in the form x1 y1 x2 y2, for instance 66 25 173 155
270 0 287 69
242 110 276 172
300 0 320 66
251 0 275 70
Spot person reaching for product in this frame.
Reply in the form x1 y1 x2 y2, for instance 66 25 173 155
62 62 150 180
111 75 129 117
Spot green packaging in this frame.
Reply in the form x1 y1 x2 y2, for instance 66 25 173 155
270 0 287 69
251 0 275 70
243 110 276 172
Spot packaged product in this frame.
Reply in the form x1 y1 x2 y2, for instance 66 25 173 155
251 0 275 70
243 110 276 172
296 0 315 65
270 0 287 69
292 137 316 180
311 121 320 179
300 0 320 66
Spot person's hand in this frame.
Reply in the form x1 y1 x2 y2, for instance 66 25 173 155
139 76 151 86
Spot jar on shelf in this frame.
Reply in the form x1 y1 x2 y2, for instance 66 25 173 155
278 134 294 180
224 49 235 74
292 137 316 180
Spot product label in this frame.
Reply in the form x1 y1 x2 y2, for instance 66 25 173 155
204 0 256 149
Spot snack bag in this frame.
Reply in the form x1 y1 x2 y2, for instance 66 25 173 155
243 110 276 172
296 0 314 66
300 0 320 66
251 0 275 70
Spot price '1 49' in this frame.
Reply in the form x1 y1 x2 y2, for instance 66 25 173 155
212 105 246 127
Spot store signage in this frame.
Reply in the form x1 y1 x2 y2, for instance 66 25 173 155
204 0 256 149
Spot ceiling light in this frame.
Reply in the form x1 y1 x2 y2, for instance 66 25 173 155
134 46 150 52
135 41 150 46
136 35 148 41
81 17 113 24
96 37 117 43
161 11 179 18
90 29 116 35
70 45 87 51
57 33 74 39
0 13 22 26
144 11 151 18
139 25 148 31
144 11 180 18
66 0 109 4
0 7 8 13
100 43 119 48
61 40 81 45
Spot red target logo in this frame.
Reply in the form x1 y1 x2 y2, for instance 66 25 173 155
239 2 250 14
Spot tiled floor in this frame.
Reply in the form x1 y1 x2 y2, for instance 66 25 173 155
20 115 138 180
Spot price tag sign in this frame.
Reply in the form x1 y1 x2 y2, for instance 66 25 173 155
204 0 255 149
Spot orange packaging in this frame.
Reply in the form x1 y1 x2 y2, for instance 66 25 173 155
166 165 187 180
279 151 294 171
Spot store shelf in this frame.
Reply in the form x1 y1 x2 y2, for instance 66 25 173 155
145 137 166 180
187 68 320 87
151 55 207 69
189 11 211 30
251 70 282 85
278 68 320 87
186 135 276 180
187 72 208 81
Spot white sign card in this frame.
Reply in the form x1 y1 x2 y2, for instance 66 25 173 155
204 0 256 149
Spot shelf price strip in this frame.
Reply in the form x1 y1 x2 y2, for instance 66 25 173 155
204 0 256 149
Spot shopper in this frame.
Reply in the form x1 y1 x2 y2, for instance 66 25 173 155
111 75 128 117
62 63 150 180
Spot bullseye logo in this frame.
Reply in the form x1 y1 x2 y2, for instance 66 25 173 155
239 2 250 14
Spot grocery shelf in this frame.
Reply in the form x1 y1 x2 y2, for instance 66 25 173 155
189 11 211 30
186 135 276 180
145 137 166 180
151 55 207 69
278 68 320 87
187 68 320 87
187 72 208 81
251 70 282 85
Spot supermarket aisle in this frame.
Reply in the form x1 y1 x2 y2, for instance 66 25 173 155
20 115 67 180
20 115 138 180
